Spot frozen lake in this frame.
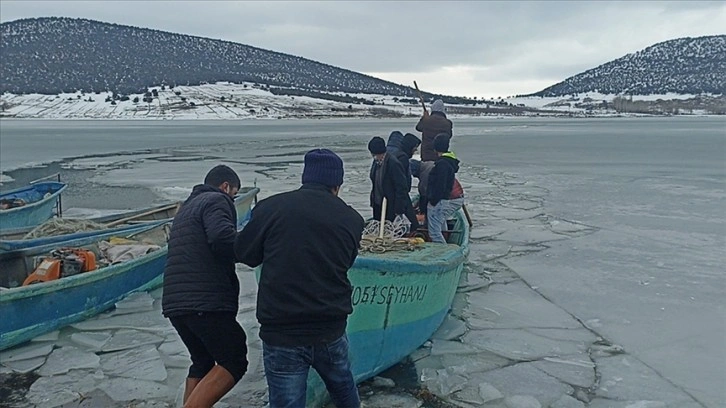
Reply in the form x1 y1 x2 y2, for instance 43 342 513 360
1 117 724 407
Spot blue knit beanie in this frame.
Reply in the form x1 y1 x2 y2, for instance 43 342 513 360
302 149 344 187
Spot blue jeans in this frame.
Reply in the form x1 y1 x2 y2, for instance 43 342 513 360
427 198 465 243
262 334 359 408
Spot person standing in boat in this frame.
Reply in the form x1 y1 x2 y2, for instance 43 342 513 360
234 149 365 408
427 134 465 243
410 159 435 217
395 133 422 192
161 165 248 408
368 136 419 233
416 99 453 162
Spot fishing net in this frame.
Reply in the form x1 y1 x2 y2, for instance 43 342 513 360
23 218 108 239
360 215 424 253
362 215 410 239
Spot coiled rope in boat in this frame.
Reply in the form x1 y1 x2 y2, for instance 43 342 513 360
359 236 421 253
359 217 423 253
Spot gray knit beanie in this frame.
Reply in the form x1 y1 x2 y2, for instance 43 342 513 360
431 99 445 113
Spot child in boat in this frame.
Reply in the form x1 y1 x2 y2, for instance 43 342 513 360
426 133 465 243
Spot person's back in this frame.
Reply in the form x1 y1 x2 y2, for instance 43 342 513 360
238 184 363 344
416 99 453 161
234 148 365 408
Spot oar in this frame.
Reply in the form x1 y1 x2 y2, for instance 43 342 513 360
462 203 473 228
413 81 428 115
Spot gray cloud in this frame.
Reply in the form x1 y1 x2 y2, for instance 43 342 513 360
1 1 724 97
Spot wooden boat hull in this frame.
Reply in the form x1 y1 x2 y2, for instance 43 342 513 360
0 181 66 233
0 187 259 351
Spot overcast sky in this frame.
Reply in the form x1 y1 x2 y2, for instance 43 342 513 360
1 1 724 98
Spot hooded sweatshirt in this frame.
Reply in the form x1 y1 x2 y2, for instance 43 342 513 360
426 152 461 206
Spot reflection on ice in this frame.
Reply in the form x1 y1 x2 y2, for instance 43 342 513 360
100 346 167 381
111 291 156 315
27 370 100 407
101 330 165 352
0 343 53 363
71 310 169 332
98 376 173 402
70 331 112 350
1 357 46 374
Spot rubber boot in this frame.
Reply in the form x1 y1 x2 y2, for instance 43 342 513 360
183 365 236 408
183 377 202 404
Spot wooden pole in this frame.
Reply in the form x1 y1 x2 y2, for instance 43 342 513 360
379 197 387 239
462 203 473 228
413 81 427 114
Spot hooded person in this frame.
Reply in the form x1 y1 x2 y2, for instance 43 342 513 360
368 136 419 233
233 148 365 408
416 99 453 161
386 130 404 154
396 133 422 191
426 134 465 243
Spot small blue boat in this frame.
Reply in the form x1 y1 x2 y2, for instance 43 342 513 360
0 187 259 351
0 181 66 234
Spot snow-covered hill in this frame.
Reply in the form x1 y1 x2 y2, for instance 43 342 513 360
527 36 726 97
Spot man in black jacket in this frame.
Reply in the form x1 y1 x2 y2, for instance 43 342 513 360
368 136 419 233
427 134 465 243
395 133 422 192
234 149 365 408
162 165 247 408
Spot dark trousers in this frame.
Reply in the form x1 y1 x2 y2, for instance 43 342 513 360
169 312 249 382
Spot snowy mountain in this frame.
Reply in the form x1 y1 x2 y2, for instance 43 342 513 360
528 36 726 97
0 17 441 100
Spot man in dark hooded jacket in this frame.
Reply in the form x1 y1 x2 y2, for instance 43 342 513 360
394 133 422 192
162 165 247 407
416 99 453 161
427 134 465 243
386 130 404 154
368 136 419 232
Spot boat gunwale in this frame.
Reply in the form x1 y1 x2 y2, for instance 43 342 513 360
0 182 67 215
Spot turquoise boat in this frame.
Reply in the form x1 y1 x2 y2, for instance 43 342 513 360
0 187 259 351
255 207 470 407
0 181 66 234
